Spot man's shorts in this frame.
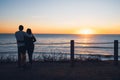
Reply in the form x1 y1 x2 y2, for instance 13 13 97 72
18 46 26 54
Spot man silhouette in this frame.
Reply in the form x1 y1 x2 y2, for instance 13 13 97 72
15 25 26 68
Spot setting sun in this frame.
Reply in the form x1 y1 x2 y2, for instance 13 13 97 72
77 29 94 34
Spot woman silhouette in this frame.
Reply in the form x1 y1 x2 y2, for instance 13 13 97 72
25 28 36 65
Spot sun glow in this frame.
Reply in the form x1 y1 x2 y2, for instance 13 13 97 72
77 29 94 34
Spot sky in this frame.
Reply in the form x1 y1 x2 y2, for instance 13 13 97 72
0 0 120 34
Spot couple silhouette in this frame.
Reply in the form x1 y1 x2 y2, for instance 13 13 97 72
15 25 36 68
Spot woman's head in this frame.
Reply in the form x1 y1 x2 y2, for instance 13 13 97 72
26 28 32 34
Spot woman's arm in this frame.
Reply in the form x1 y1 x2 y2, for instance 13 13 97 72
32 35 36 42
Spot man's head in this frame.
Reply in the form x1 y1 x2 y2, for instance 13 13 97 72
19 25 24 31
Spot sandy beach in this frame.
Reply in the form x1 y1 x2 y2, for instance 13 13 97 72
0 61 120 80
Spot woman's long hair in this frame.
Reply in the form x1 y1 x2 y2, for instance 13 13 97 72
26 28 32 34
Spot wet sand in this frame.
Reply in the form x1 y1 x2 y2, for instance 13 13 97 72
0 61 120 80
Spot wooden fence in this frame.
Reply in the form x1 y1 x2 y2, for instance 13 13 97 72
70 40 119 66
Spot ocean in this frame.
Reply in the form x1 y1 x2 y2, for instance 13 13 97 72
0 34 120 60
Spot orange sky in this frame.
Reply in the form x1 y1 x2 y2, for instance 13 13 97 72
0 22 120 34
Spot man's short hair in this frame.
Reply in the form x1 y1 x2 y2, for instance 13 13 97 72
19 25 24 31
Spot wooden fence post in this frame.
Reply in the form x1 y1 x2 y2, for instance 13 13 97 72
70 40 74 67
114 40 118 66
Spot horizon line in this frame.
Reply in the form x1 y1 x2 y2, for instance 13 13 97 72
0 33 120 35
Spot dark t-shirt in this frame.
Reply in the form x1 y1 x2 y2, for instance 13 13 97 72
25 34 36 49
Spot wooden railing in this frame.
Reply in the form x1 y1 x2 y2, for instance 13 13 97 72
70 40 119 66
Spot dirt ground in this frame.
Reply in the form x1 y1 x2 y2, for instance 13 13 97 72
0 61 120 80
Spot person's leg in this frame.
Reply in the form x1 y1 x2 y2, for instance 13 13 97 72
30 45 34 64
18 47 21 67
21 46 26 67
21 53 26 66
28 49 33 64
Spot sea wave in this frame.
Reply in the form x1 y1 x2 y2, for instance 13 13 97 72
0 42 117 45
